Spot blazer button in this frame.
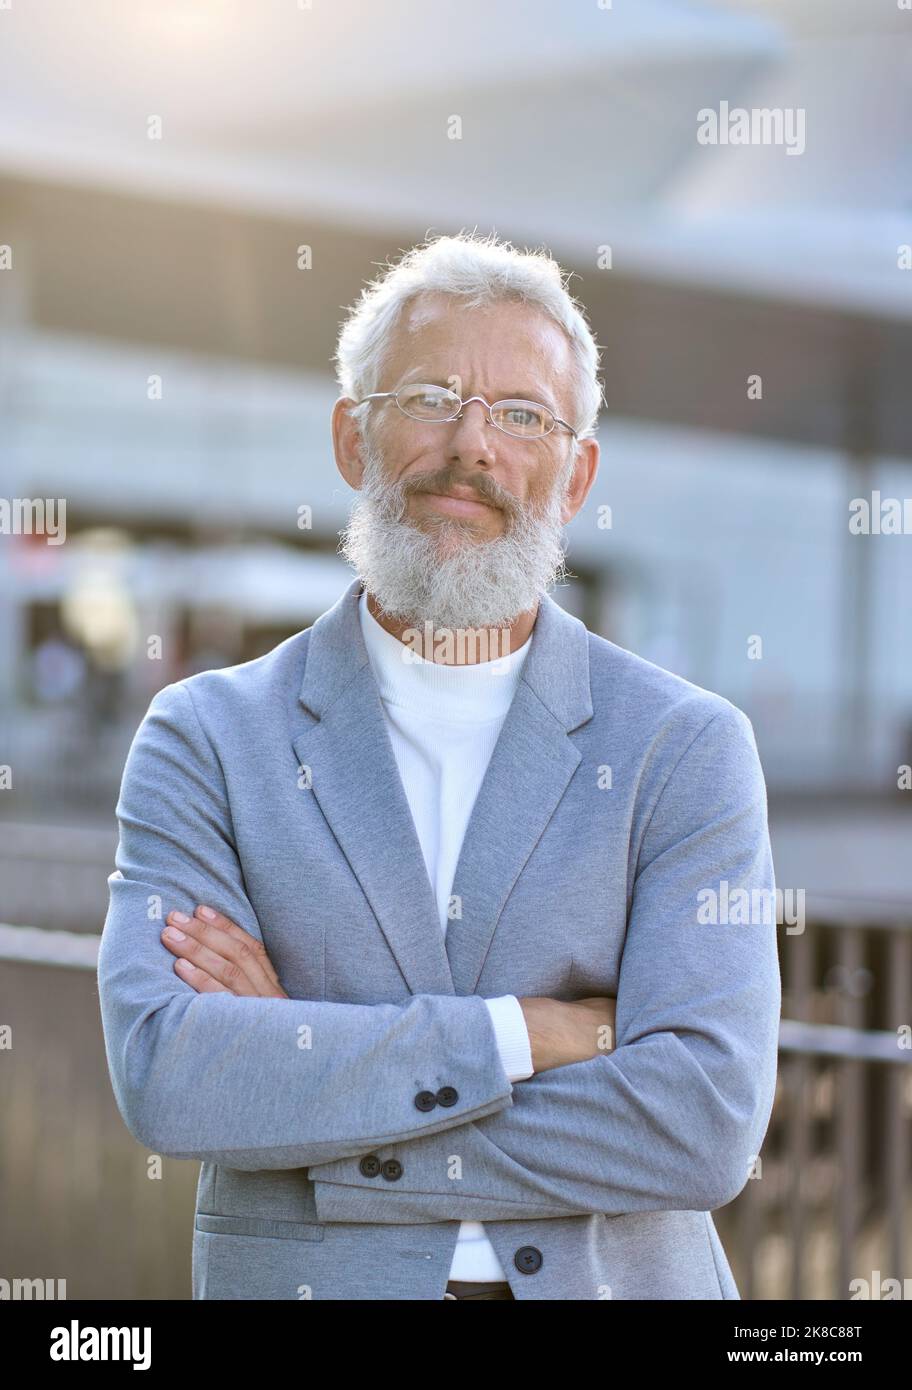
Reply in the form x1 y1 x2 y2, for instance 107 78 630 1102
414 1090 438 1111
436 1086 459 1107
358 1154 382 1178
381 1158 403 1181
514 1246 543 1275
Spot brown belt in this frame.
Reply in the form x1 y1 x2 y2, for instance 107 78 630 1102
444 1279 515 1300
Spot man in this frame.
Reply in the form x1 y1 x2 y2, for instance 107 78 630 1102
98 231 781 1300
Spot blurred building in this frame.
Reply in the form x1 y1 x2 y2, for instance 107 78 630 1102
1 1 910 825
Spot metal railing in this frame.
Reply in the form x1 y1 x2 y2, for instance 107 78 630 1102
720 896 912 1300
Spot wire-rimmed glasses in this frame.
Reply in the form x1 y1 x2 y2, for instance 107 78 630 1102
355 382 578 441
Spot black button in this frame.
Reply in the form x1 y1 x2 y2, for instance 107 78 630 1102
358 1154 382 1178
414 1090 438 1112
381 1158 403 1181
514 1245 543 1274
436 1086 459 1107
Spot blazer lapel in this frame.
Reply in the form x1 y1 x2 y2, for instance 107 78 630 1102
292 577 593 1000
292 579 453 997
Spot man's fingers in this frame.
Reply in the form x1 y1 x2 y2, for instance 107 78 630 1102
172 958 232 994
161 916 277 996
162 907 288 997
162 922 260 995
192 906 284 988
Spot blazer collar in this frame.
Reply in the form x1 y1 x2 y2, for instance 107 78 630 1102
292 576 593 997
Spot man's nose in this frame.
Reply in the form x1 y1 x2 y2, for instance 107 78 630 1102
447 398 496 461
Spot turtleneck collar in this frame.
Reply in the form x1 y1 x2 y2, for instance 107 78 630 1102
357 584 533 723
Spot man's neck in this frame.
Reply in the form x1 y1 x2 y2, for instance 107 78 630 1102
364 588 538 666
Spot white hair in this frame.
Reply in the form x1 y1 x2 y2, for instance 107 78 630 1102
334 230 604 454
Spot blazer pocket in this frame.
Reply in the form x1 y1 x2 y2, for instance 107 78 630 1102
195 1213 325 1242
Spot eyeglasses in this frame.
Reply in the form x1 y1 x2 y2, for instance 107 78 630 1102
356 382 578 441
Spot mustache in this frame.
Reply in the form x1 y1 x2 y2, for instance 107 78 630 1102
397 468 516 514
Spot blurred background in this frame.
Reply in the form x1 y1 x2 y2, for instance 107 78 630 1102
1 0 911 1300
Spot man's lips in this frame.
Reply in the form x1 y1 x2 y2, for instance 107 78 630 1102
415 490 496 517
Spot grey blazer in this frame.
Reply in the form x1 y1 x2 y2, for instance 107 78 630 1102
97 575 781 1300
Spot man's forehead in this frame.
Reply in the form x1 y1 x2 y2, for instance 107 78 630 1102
388 294 573 389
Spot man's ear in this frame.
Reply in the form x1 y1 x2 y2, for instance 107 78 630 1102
560 436 600 526
332 397 368 490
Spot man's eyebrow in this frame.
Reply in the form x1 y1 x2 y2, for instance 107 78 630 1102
497 389 559 410
401 372 561 412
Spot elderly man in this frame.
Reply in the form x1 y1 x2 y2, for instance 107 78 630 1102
98 231 780 1301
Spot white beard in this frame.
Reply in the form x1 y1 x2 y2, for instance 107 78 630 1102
338 436 575 630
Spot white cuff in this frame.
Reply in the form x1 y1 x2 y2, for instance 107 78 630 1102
484 994 535 1081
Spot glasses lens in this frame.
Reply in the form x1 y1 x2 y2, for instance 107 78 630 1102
491 401 553 438
397 383 460 421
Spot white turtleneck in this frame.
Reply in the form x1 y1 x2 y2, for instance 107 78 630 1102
357 584 535 1282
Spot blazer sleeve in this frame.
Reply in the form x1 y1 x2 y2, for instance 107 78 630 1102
306 702 782 1222
97 680 514 1171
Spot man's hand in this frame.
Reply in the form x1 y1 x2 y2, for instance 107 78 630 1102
517 995 617 1074
161 906 288 998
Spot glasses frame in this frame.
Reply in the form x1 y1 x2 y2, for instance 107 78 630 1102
356 383 578 441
